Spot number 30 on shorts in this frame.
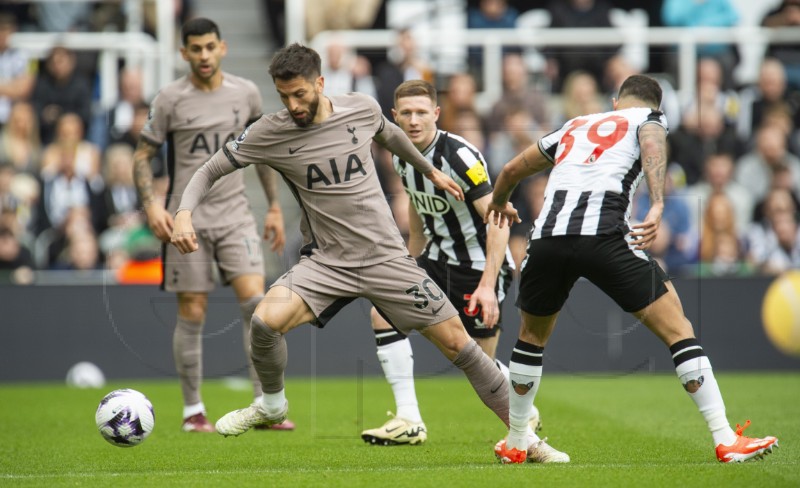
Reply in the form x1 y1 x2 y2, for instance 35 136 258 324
405 278 444 309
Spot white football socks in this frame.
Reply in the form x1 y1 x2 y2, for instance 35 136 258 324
377 338 422 423
507 367 542 450
676 357 737 446
183 402 206 419
259 389 288 417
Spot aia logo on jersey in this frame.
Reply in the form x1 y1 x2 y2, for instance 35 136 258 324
190 132 236 154
407 190 451 216
306 153 367 188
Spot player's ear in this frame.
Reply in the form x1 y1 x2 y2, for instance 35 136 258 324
433 105 440 122
391 107 398 122
315 75 324 93
612 97 618 110
180 46 189 61
219 39 228 57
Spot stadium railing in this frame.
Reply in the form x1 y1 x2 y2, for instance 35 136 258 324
309 26 800 112
7 0 174 110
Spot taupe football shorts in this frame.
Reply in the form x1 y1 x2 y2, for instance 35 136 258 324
162 217 264 292
270 255 459 333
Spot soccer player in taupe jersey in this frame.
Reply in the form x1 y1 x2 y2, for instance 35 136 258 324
133 18 290 433
488 74 778 464
171 44 534 450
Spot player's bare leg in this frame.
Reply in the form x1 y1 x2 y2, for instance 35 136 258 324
175 291 214 432
231 274 295 431
216 285 314 436
474 335 499 359
634 281 778 462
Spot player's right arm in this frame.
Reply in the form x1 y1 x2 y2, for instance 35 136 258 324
133 139 173 242
171 149 243 254
487 143 551 228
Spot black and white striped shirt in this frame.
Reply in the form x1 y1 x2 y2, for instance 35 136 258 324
532 107 668 240
394 130 515 275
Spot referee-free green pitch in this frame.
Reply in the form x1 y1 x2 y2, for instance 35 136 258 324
1 373 797 487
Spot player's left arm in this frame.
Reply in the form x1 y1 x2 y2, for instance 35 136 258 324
373 119 464 201
630 122 668 250
466 193 510 328
254 165 285 253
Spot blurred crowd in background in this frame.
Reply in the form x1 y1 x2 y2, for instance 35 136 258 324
0 0 799 285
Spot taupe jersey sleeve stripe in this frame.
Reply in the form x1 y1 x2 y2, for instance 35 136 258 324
222 145 246 169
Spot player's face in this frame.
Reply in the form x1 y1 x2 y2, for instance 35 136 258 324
275 76 323 127
392 95 439 149
181 33 227 83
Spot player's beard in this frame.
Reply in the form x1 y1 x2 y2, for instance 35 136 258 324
291 94 320 128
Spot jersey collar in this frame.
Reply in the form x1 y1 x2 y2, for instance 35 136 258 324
420 130 441 157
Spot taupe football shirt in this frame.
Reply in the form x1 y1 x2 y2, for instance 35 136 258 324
224 92 408 268
140 72 262 229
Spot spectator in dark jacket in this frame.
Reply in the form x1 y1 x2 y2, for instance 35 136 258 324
30 46 92 145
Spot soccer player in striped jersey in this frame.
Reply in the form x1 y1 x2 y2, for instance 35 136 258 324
488 74 778 464
133 18 290 433
360 80 565 462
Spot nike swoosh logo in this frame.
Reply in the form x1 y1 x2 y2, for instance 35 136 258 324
431 303 445 315
490 382 504 394
187 116 199 124
385 426 400 433
289 144 307 154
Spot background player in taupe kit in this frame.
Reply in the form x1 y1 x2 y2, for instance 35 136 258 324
171 44 544 455
133 18 291 433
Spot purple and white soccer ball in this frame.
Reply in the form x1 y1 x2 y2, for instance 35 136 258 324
95 389 155 447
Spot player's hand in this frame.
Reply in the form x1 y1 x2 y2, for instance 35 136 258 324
170 210 199 254
263 205 286 254
629 205 663 250
425 169 464 201
467 285 500 329
484 199 521 229
144 204 174 242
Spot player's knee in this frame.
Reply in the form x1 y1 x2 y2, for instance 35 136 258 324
475 337 498 360
424 318 470 358
251 315 281 345
178 296 207 323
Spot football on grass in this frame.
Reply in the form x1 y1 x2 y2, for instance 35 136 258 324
95 389 155 447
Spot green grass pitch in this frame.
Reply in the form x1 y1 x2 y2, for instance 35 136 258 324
1 373 797 487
